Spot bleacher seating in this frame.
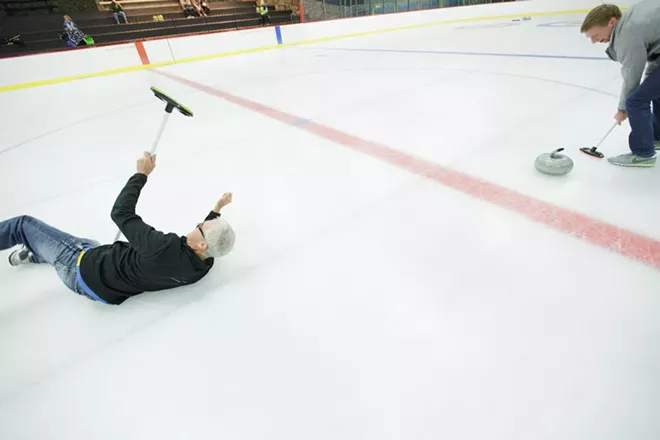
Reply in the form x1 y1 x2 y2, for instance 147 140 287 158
98 0 186 17
0 0 56 16
0 0 295 57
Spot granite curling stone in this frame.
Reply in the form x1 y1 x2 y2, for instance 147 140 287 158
535 148 574 176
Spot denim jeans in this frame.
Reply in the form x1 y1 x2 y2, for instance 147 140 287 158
113 11 127 24
624 69 660 157
1 215 101 300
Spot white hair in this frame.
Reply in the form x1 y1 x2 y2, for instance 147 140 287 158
204 218 235 258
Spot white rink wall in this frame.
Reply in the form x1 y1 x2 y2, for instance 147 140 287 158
0 0 640 90
0 43 140 87
279 0 626 44
142 25 278 64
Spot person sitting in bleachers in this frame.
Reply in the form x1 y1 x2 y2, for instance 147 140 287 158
181 0 201 18
61 15 93 48
109 0 129 24
256 0 270 26
191 0 208 17
199 0 211 15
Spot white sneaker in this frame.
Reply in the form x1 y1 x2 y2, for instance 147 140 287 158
8 246 36 266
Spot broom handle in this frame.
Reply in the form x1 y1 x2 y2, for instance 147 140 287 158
113 111 171 242
594 122 618 149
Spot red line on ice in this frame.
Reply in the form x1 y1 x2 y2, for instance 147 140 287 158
156 70 660 271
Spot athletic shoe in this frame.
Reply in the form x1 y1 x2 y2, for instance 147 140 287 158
607 153 656 167
8 245 36 266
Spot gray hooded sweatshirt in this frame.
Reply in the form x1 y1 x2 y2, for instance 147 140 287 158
605 0 660 111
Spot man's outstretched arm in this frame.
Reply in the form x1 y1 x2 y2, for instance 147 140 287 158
203 192 232 222
111 152 169 255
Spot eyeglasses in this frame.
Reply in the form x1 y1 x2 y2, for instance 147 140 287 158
197 223 205 239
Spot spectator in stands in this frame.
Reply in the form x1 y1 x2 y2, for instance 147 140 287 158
62 15 92 48
110 0 129 24
191 0 208 17
199 0 211 15
256 0 270 26
181 0 200 18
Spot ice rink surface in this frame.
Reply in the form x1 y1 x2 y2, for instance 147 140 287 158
1 9 660 440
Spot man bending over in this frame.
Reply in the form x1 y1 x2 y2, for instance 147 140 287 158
581 1 660 167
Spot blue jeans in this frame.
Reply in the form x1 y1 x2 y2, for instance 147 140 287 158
625 69 660 157
113 11 127 24
1 215 101 300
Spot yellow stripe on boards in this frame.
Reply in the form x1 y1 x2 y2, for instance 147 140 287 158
0 7 616 94
0 61 173 93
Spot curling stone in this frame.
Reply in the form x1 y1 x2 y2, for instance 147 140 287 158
534 148 574 176
522 16 532 21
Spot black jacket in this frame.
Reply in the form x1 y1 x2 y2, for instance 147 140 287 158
79 173 218 305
